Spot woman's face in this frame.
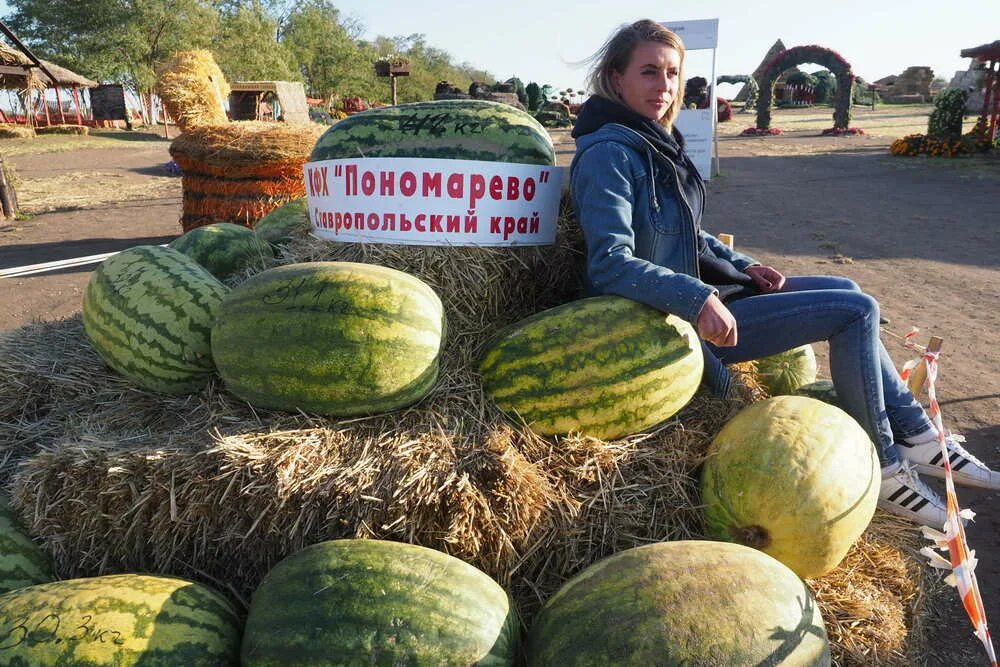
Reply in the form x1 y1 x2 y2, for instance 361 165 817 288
611 41 681 121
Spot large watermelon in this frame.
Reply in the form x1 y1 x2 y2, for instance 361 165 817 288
242 539 519 666
479 296 703 440
0 574 241 666
211 262 445 416
0 496 52 594
169 222 274 283
755 344 818 396
82 245 229 394
527 540 830 666
311 99 555 165
253 197 309 247
701 396 879 579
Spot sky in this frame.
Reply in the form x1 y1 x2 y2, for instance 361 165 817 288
330 0 998 97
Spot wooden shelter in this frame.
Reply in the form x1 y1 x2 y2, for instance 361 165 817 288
228 81 309 124
961 40 1000 141
0 22 97 127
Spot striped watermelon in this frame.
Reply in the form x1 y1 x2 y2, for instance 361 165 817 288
527 541 830 666
0 574 241 666
211 262 445 416
310 99 555 165
701 396 879 579
169 222 274 282
479 296 703 440
0 496 52 595
82 246 229 394
253 197 309 247
794 379 840 407
242 539 519 666
755 344 818 396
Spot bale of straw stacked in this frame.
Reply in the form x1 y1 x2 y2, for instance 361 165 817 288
155 50 230 132
0 202 941 664
35 124 89 136
0 125 35 139
169 122 324 231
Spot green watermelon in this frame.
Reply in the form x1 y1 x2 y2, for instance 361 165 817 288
0 574 241 666
479 296 703 440
527 540 830 666
701 396 879 579
794 379 840 407
82 245 229 394
242 539 519 666
253 198 309 247
169 222 275 282
0 496 52 595
755 344 818 395
211 262 445 416
311 99 555 165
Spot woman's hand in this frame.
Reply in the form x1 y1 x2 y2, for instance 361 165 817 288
745 265 786 293
696 294 738 347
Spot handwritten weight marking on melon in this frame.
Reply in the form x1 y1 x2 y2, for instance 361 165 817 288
397 113 486 137
0 612 126 649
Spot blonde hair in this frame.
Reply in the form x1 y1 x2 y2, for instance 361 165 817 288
585 19 686 129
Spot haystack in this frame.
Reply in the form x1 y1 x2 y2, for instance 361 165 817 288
169 122 323 231
155 50 229 132
35 124 89 136
0 124 35 139
0 205 941 664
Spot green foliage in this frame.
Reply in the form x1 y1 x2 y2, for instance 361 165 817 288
526 82 542 111
506 77 527 105
785 71 817 88
214 1 295 81
812 70 836 104
927 88 967 140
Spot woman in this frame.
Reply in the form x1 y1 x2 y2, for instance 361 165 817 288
570 19 997 526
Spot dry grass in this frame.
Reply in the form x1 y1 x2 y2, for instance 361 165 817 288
0 131 169 157
155 50 230 132
169 122 324 167
16 171 179 214
717 103 960 138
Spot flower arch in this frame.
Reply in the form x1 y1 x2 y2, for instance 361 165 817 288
755 45 855 130
717 74 759 110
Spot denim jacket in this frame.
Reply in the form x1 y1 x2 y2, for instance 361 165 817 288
570 122 759 395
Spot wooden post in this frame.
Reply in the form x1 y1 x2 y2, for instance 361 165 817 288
717 233 734 249
907 336 944 396
40 91 51 126
0 154 19 220
71 86 83 125
390 74 398 106
55 86 65 124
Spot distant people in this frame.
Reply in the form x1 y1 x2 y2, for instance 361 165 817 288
570 19 998 526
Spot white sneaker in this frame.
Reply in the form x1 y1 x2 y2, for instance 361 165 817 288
878 460 949 526
902 434 1000 491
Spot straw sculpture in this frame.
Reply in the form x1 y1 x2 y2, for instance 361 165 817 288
169 122 324 231
35 124 89 136
0 124 35 139
0 203 942 664
155 50 230 132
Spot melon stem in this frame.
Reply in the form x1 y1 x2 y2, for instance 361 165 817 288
735 525 771 549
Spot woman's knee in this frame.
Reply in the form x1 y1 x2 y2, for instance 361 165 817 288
845 291 880 321
824 276 861 292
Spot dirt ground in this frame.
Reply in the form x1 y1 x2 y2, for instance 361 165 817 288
1 109 998 663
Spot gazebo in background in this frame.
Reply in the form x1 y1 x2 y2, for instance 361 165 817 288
0 21 97 127
961 40 1000 141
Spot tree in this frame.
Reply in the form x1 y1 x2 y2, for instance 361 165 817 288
281 0 371 99
213 1 295 81
6 0 218 122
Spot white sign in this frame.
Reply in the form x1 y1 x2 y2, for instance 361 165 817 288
661 18 720 179
661 18 719 50
304 157 563 246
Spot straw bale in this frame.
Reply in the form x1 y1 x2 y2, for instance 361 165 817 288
155 50 230 132
0 201 941 661
35 124 89 136
169 122 324 167
0 125 35 139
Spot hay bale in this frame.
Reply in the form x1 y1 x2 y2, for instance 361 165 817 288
0 125 35 139
0 203 940 663
169 121 325 231
155 50 230 132
36 124 89 136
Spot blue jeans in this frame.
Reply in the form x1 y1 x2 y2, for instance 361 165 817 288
706 276 933 467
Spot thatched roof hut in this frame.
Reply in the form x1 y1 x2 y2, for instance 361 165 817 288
0 40 97 126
